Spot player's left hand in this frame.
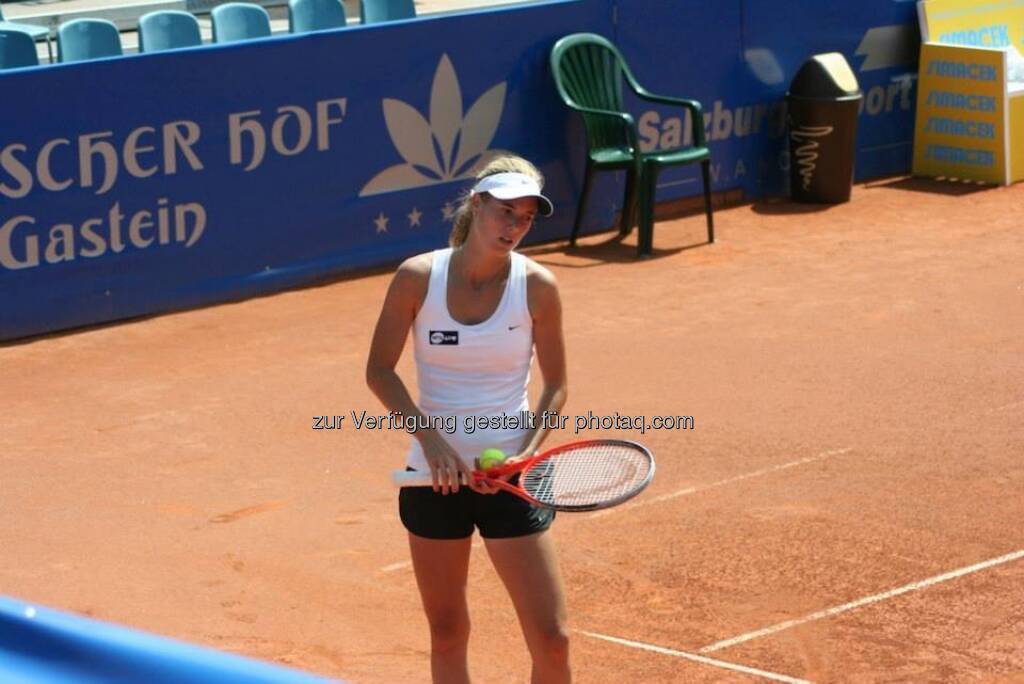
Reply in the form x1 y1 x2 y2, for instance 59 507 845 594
470 455 503 495
490 450 534 484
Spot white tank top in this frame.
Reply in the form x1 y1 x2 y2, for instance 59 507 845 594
405 247 534 470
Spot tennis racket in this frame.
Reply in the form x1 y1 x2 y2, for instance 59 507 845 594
392 439 655 512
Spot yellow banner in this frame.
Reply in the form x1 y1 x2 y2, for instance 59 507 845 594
919 0 1024 48
913 43 1007 183
1008 92 1024 180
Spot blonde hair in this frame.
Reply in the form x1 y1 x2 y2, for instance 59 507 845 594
449 155 545 248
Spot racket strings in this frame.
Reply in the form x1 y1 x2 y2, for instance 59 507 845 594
522 443 652 508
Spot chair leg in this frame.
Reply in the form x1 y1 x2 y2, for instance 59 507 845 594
570 160 594 246
638 165 659 257
635 169 648 256
619 164 638 236
701 159 714 244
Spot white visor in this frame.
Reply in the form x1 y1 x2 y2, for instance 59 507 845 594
471 172 554 217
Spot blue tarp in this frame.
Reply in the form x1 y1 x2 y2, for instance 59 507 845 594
0 596 337 683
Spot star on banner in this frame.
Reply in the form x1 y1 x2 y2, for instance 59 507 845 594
374 212 389 234
408 207 422 228
441 202 455 222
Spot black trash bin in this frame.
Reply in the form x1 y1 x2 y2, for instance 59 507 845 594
786 52 862 203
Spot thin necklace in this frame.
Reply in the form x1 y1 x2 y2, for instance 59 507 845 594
454 249 510 291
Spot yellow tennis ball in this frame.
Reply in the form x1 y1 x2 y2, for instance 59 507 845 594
479 448 507 469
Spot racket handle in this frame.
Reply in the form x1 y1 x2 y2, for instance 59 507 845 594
392 469 471 487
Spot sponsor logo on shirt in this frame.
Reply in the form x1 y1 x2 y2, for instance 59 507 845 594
429 330 459 345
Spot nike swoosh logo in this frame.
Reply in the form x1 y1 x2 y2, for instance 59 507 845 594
508 325 521 330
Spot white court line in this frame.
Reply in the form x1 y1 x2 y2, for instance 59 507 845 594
380 560 413 573
657 178 698 189
701 549 1024 653
579 631 811 683
587 448 852 520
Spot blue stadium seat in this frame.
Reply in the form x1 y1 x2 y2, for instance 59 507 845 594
0 28 39 69
211 3 271 43
289 0 346 33
361 0 415 24
0 3 52 62
57 18 122 63
139 10 203 52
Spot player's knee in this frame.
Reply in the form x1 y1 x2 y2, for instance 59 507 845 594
532 624 570 663
426 612 470 653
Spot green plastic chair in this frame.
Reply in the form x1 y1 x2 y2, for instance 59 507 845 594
550 32 713 256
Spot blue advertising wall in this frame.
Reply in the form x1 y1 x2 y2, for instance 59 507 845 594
614 0 920 199
0 0 920 340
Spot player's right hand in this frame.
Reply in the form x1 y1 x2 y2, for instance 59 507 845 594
420 431 472 495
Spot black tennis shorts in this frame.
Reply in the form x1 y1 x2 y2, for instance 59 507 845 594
398 471 555 540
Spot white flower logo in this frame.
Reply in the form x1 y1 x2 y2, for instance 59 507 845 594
360 54 507 196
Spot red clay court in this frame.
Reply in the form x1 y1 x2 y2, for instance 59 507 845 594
2 177 1022 682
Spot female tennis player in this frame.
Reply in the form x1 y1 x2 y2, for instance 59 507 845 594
366 154 571 683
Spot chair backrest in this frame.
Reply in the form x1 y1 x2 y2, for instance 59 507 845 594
58 18 123 62
211 3 271 43
289 0 346 32
0 29 39 69
360 0 415 24
139 10 202 52
550 33 635 152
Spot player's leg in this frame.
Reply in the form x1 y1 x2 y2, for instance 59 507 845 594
408 533 474 684
401 483 476 683
484 530 570 684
